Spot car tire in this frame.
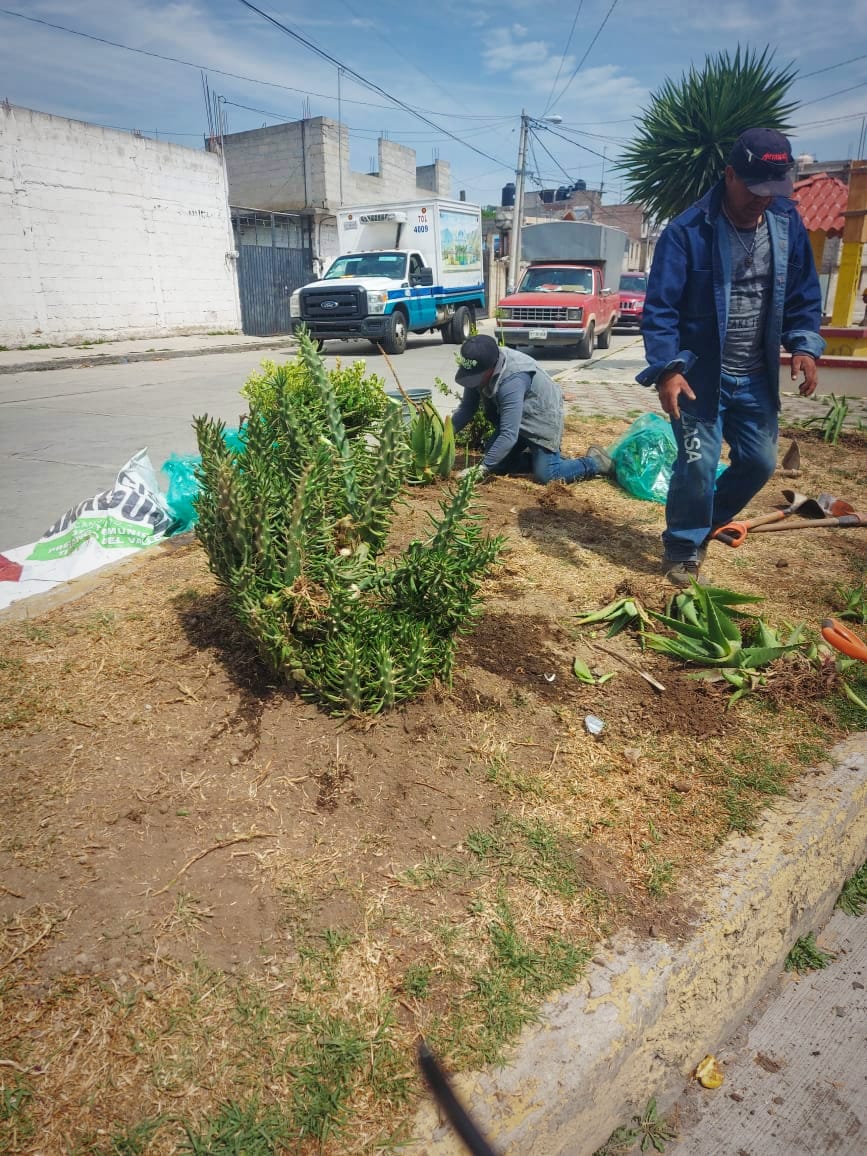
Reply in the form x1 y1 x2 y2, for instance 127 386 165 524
596 319 614 350
381 311 408 355
448 306 472 344
576 322 595 360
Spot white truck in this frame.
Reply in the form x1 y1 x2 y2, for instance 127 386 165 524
290 198 485 355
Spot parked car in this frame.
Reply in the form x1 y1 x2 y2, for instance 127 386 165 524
617 272 647 328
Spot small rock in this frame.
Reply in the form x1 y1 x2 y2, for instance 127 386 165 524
229 755 240 766
730 1092 744 1102
834 1005 846 1017
775 559 789 568
623 748 641 765
852 981 864 990
672 780 692 793
772 1096 784 1105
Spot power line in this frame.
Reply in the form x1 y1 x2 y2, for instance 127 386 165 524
530 128 576 186
799 79 867 109
799 52 867 80
544 125 613 163
542 1 584 117
0 7 512 124
219 98 509 142
234 0 511 167
795 110 867 129
548 0 620 110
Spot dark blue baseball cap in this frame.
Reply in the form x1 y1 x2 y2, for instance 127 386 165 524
727 128 795 197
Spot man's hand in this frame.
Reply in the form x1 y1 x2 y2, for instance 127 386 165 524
657 371 696 421
455 464 492 483
791 353 818 397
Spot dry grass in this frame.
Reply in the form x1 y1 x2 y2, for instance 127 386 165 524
1 417 866 1151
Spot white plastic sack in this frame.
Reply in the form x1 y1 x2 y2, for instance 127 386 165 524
0 450 172 610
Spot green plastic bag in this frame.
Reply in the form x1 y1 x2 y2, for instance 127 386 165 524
161 428 245 533
607 414 725 504
608 413 677 504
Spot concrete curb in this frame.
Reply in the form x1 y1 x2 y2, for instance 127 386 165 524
408 739 867 1155
0 338 297 375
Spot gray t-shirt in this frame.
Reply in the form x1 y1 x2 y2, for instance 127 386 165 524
721 216 772 375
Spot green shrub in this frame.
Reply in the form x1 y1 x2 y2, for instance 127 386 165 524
195 333 502 714
241 355 388 434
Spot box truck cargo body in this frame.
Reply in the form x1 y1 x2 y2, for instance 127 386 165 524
290 199 485 354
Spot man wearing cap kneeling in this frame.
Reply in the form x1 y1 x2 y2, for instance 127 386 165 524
638 127 825 587
451 334 614 485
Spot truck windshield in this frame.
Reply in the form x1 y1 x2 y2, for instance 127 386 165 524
324 252 407 279
519 268 593 293
619 274 647 293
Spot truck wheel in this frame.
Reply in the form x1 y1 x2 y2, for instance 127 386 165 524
596 319 614 350
449 306 472 344
381 311 408 355
576 322 595 360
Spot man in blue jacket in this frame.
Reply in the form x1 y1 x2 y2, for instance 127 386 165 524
451 334 614 484
638 128 825 586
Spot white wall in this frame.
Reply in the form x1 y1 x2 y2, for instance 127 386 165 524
0 105 241 345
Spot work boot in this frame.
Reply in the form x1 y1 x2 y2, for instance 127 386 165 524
586 445 615 478
662 559 707 588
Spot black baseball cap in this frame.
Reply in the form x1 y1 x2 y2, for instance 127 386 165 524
727 128 795 197
455 335 501 389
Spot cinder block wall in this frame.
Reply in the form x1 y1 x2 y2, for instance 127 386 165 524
221 117 451 213
0 105 240 345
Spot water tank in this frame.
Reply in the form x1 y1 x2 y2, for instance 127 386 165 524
540 189 556 204
501 182 515 207
573 179 587 192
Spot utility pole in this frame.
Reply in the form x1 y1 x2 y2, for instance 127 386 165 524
507 111 561 294
507 111 529 295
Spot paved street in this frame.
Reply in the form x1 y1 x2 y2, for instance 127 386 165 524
2 327 865 549
0 328 586 548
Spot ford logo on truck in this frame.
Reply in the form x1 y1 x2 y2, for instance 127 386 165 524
321 300 339 308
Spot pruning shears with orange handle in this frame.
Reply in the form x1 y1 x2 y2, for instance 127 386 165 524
821 618 867 662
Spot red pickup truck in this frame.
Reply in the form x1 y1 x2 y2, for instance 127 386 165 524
495 220 628 359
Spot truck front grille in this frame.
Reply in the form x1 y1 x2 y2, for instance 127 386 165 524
300 286 367 321
502 306 570 323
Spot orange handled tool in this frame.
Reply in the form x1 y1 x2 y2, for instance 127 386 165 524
821 618 867 662
711 510 788 547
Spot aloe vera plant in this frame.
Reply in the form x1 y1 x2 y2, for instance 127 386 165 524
575 596 652 638
407 400 457 484
642 582 806 703
194 331 502 715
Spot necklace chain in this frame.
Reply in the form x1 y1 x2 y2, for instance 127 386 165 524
722 206 761 266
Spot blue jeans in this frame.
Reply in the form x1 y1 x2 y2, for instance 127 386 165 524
488 435 597 484
663 372 778 561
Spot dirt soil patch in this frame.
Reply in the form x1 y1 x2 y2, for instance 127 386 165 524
1 416 866 1153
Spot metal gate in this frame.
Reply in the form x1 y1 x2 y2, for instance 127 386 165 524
232 209 314 336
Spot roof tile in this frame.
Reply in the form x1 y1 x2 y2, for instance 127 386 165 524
793 173 848 236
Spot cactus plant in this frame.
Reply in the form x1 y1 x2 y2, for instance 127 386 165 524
194 331 501 714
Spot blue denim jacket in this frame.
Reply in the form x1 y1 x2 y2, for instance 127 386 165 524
637 180 825 420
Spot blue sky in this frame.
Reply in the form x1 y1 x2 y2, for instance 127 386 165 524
2 0 866 207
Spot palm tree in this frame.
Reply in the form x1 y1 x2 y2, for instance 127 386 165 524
618 47 797 223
